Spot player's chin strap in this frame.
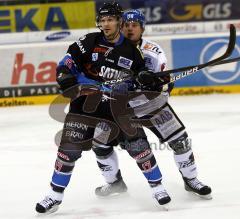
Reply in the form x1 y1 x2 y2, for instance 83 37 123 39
108 20 122 42
106 29 121 43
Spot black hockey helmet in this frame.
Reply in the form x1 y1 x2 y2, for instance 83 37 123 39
97 1 123 22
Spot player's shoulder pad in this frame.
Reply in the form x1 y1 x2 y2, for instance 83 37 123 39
142 39 163 55
76 32 101 54
78 32 101 42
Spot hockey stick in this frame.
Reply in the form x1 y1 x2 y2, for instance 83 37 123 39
212 56 240 66
102 24 236 86
157 24 236 83
102 55 240 87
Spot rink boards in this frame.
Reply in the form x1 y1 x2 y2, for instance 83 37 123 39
0 33 240 106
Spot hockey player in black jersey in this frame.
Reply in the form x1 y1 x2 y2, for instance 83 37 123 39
94 9 212 204
35 2 169 214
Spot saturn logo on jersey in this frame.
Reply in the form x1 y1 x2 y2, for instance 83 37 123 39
99 66 125 79
200 39 240 83
92 53 98 61
118 56 133 69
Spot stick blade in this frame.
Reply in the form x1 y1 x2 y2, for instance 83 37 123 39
225 24 236 57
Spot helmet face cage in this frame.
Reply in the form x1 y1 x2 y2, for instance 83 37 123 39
96 2 123 27
122 9 146 28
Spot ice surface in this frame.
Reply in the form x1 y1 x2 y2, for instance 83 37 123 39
0 94 240 219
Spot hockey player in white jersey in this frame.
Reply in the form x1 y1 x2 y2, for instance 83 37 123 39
94 9 212 203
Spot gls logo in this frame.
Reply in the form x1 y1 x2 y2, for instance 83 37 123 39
170 3 231 21
200 39 240 83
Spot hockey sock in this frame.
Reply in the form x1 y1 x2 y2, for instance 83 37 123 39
174 148 197 179
95 149 120 183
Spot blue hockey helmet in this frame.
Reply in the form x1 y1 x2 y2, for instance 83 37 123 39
122 9 146 28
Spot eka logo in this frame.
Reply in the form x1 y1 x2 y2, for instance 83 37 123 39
200 39 240 83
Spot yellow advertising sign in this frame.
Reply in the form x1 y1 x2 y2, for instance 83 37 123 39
0 1 96 33
172 85 240 96
1 85 240 107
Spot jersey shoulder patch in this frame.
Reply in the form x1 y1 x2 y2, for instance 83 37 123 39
143 42 162 55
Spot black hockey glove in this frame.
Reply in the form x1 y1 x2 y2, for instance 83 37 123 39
56 66 78 90
56 66 79 98
136 70 170 92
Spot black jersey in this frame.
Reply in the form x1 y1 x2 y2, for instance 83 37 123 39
67 32 146 83
58 32 147 149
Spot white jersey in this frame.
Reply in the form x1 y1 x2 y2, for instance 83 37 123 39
140 38 167 73
128 38 169 118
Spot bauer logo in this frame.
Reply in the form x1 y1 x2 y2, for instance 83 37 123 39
200 39 240 83
46 31 71 41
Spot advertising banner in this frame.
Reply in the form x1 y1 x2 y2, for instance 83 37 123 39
95 0 240 25
0 41 69 106
1 0 239 34
1 33 240 107
0 28 99 45
0 1 95 33
144 20 240 36
171 35 240 95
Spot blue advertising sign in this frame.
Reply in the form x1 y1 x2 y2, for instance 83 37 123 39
95 0 240 25
172 36 240 87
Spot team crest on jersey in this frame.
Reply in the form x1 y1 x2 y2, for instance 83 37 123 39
143 43 161 54
117 56 133 69
92 53 98 61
